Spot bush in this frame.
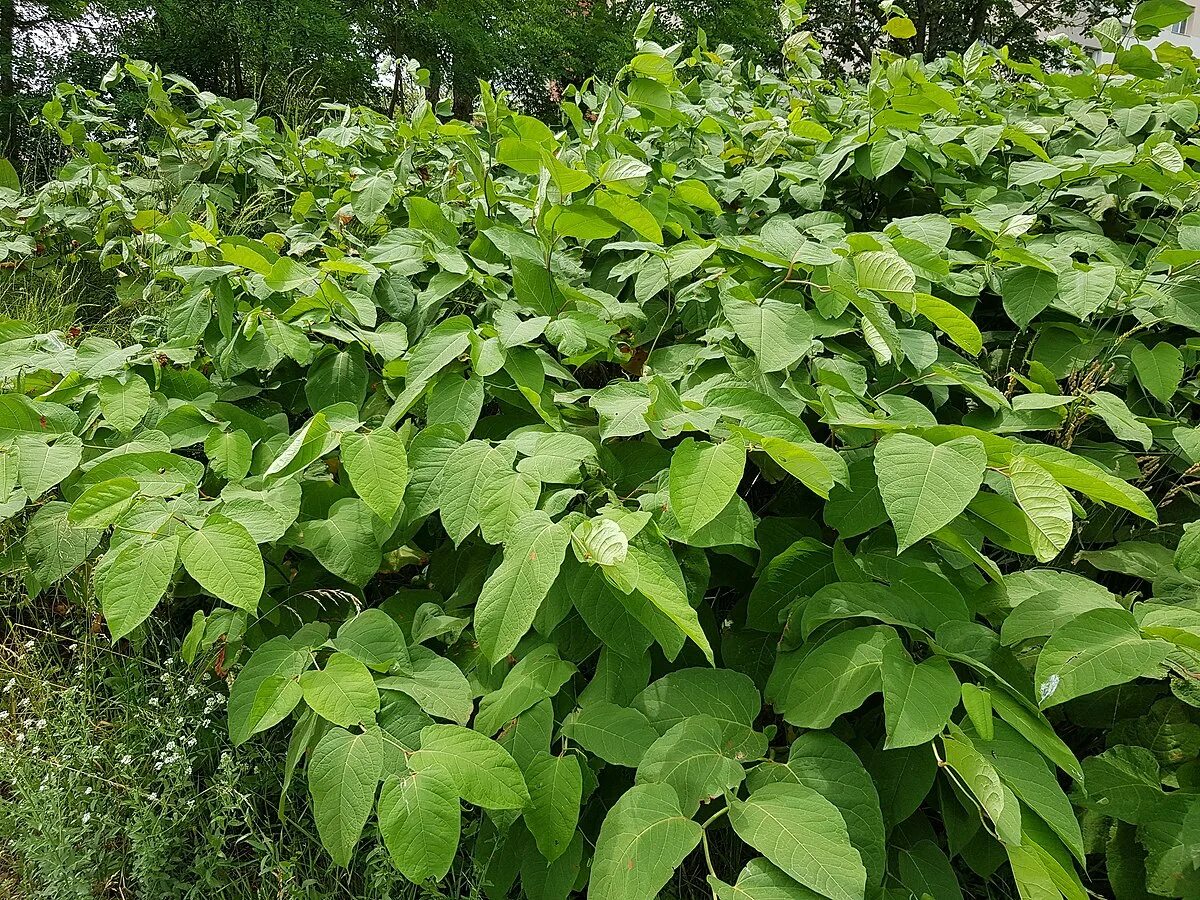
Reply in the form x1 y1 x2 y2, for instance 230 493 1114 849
1 4 1199 898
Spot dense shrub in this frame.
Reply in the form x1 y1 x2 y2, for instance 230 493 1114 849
2 4 1200 898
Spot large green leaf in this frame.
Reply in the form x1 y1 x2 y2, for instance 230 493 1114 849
98 534 179 641
880 644 960 748
874 433 986 551
635 714 745 815
308 725 383 867
1035 608 1171 708
729 782 867 900
475 510 571 662
299 652 381 727
341 429 409 521
228 635 312 746
377 768 461 882
1008 457 1073 562
588 783 703 900
179 514 264 611
668 437 746 537
523 751 583 862
409 724 529 809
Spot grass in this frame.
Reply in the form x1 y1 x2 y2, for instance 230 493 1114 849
0 593 487 900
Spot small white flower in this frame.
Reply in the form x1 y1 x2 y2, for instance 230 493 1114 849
120 754 132 765
81 813 90 824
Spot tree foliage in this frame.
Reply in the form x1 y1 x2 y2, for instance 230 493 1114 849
2 4 1200 898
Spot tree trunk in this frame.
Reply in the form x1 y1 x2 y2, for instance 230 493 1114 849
425 61 442 109
452 77 474 122
0 0 20 166
388 61 402 117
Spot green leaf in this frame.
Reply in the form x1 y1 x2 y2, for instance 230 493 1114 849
308 725 383 867
721 292 814 372
1001 267 1058 328
341 429 409 522
881 644 960 749
475 510 571 663
874 433 986 551
409 724 529 810
668 437 746 537
855 251 916 298
883 16 917 38
713 858 823 899
1035 608 1171 708
968 719 1085 862
913 293 982 355
588 783 703 900
300 652 381 727
377 768 461 882
377 646 473 725
942 732 1022 845
434 440 513 545
523 751 583 862
333 608 410 674
98 533 179 640
1134 0 1193 28
303 498 382 586
779 626 896 729
1009 457 1073 562
16 434 82 499
383 316 474 426
634 667 763 757
1131 341 1183 404
1016 444 1156 521
264 413 336 480
68 477 138 528
475 645 575 737
560 701 660 767
749 733 886 889
635 714 745 815
204 428 252 482
1090 391 1153 450
179 514 264 611
729 782 867 900
227 635 312 746
99 375 151 434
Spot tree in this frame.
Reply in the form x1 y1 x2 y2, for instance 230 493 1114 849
115 0 378 110
0 0 95 164
804 0 1134 66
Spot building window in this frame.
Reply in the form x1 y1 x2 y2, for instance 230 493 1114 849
1172 13 1191 34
